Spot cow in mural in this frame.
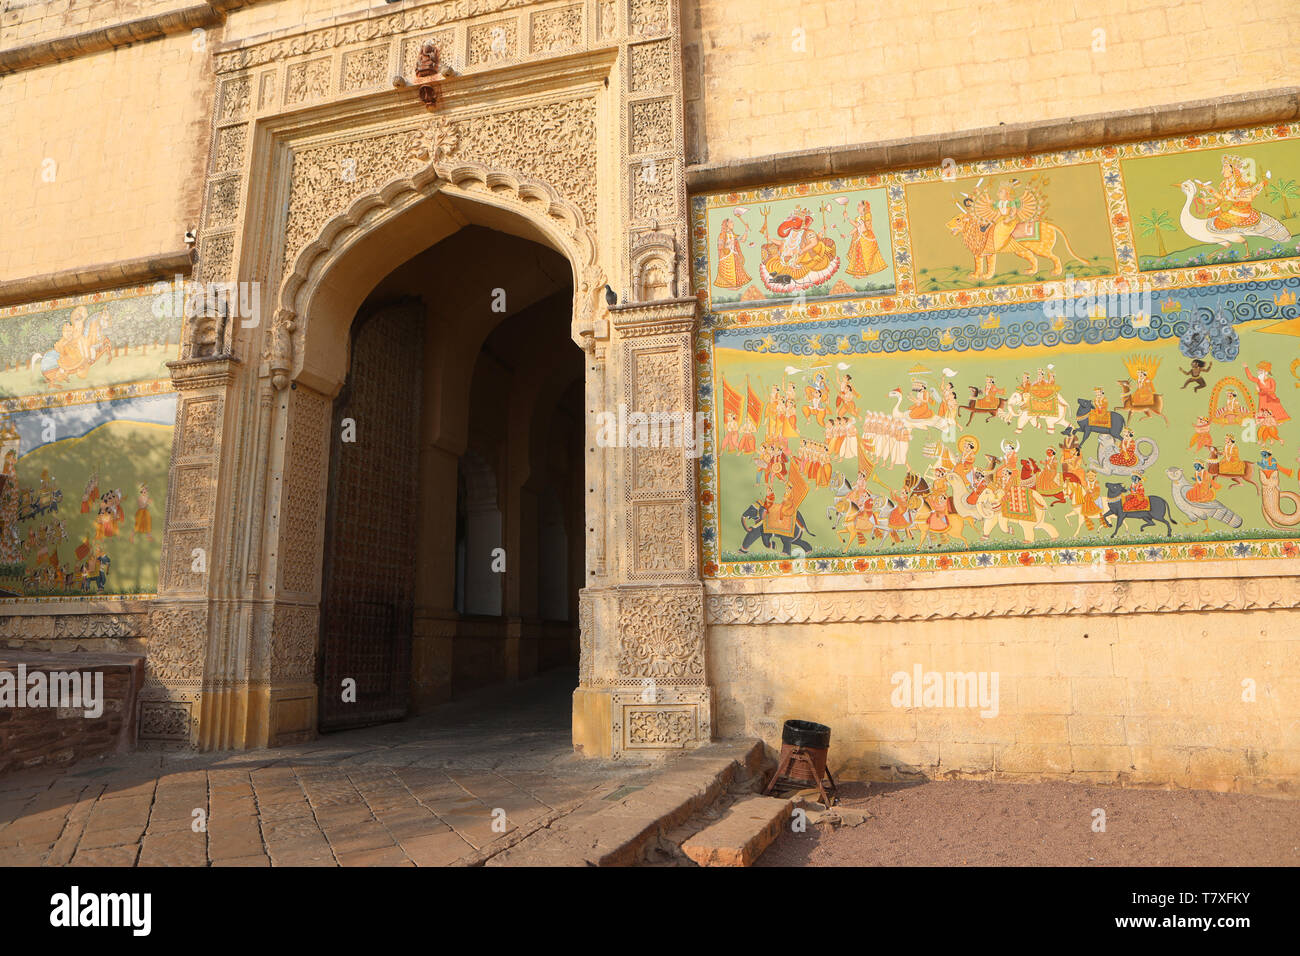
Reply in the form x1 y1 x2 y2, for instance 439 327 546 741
1065 397 1127 449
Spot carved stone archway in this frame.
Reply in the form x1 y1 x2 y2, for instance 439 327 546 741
146 4 708 758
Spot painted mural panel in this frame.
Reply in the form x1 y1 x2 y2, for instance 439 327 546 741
704 185 895 309
1122 138 1300 272
692 122 1300 580
906 164 1116 292
0 286 180 600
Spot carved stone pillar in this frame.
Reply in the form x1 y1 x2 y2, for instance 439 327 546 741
142 357 239 746
573 297 710 758
250 382 333 746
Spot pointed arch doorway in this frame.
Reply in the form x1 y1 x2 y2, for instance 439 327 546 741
312 221 585 730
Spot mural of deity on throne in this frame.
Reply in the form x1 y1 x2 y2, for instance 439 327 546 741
758 204 841 295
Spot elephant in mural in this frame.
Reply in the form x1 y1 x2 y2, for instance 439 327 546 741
739 502 815 556
1001 391 1071 434
979 487 1060 543
1064 398 1126 449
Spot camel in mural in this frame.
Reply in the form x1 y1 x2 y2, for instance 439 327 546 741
912 504 970 548
1165 466 1244 532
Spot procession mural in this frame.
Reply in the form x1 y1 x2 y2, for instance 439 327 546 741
693 122 1300 579
0 286 177 600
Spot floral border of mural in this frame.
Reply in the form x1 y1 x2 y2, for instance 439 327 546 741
692 122 1300 581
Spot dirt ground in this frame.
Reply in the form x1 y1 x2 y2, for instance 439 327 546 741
757 780 1300 866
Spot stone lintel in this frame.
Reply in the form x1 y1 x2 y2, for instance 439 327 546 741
167 356 242 391
0 250 194 308
686 87 1300 193
609 296 698 337
0 6 223 76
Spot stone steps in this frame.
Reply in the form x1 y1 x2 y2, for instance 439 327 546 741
681 794 794 866
482 738 766 866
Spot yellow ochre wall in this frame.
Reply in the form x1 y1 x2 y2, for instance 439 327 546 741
708 589 1300 794
682 0 1300 165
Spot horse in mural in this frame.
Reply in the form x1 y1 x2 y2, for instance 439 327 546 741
958 386 1007 426
738 502 814 556
1103 481 1176 537
1064 398 1126 449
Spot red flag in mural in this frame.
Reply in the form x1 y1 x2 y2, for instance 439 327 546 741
746 380 764 427
721 374 742 420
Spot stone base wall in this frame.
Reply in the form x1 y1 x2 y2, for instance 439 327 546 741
0 651 144 776
708 609 1300 795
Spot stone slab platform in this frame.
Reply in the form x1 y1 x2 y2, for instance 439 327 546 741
485 738 766 866
681 794 794 867
0 650 144 777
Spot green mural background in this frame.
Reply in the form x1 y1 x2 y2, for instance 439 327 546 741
0 286 178 600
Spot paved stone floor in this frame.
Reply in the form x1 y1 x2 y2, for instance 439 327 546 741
0 668 653 867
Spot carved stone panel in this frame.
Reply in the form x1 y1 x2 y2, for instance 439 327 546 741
468 20 517 66
139 700 193 741
341 44 390 92
270 604 318 683
402 30 455 76
283 98 598 273
629 97 673 155
218 76 250 122
616 587 704 684
145 605 208 688
630 0 671 37
278 387 332 597
530 5 582 53
629 39 672 92
212 124 248 175
179 398 219 457
611 686 711 757
287 57 332 104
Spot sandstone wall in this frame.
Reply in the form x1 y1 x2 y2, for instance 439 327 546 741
709 607 1299 794
681 0 1300 166
0 31 214 280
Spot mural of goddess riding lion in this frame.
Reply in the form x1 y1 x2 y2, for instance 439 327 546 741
946 176 1088 279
